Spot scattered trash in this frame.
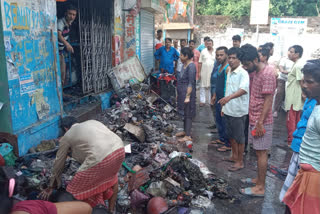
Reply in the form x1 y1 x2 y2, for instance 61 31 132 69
35 140 57 152
0 143 17 166
269 164 288 181
124 123 146 143
189 159 214 179
2 83 236 213
146 181 168 197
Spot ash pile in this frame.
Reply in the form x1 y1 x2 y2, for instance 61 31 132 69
94 83 236 213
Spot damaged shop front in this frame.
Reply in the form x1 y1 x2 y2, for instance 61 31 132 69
0 0 163 156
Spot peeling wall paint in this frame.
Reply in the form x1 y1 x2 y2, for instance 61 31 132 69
1 0 62 155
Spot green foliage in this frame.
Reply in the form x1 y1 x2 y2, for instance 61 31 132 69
197 0 320 18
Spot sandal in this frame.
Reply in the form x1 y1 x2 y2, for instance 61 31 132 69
175 131 186 137
239 187 264 197
217 146 231 152
209 140 224 145
222 157 235 162
240 178 256 185
228 165 244 172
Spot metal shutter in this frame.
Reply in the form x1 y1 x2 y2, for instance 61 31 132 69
140 9 154 75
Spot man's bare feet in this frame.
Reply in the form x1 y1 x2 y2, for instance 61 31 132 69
228 162 244 171
222 157 235 162
251 178 258 184
178 135 192 142
175 131 186 137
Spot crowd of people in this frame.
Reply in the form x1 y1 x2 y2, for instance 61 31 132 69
0 28 319 214
154 32 320 214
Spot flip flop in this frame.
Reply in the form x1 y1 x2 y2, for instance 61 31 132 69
209 140 224 145
222 157 235 162
239 187 264 197
217 146 231 152
240 178 256 185
228 165 244 172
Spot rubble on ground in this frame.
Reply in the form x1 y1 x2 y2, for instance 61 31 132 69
1 83 237 214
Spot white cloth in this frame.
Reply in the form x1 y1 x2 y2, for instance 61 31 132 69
200 87 211 104
155 38 163 47
222 66 250 117
55 120 123 173
278 57 294 81
199 48 215 88
176 59 184 72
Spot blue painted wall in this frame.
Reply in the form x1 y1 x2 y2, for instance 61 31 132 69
96 91 113 110
1 0 62 156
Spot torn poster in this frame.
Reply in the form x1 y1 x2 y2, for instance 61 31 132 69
20 74 35 94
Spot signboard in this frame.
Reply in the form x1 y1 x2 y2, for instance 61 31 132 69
250 0 270 25
108 56 146 91
270 18 308 36
270 18 308 57
135 13 141 59
125 13 136 60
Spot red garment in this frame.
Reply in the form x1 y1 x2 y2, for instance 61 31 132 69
192 49 200 80
67 148 125 207
155 43 163 50
158 75 177 84
249 72 256 93
11 200 57 214
287 106 301 144
249 65 276 125
283 164 320 214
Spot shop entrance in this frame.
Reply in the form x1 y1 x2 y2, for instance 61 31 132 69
56 0 113 104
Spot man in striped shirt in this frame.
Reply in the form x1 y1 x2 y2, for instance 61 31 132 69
57 5 77 86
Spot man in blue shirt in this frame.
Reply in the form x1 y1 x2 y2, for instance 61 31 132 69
154 38 180 74
279 97 317 201
197 36 210 53
210 47 231 151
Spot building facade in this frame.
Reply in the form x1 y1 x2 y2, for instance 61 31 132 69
0 0 165 156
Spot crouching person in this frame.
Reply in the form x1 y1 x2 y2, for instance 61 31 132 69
40 117 125 212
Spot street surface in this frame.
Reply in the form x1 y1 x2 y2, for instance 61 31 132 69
177 102 289 214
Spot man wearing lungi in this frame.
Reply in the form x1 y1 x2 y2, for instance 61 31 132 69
283 60 320 214
40 117 125 212
239 44 276 197
279 96 317 202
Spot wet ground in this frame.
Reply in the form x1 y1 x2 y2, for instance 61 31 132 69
175 103 291 214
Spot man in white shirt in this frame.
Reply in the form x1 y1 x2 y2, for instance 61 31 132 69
176 39 188 74
199 39 215 106
173 39 180 53
219 47 250 171
155 29 163 50
273 53 294 117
